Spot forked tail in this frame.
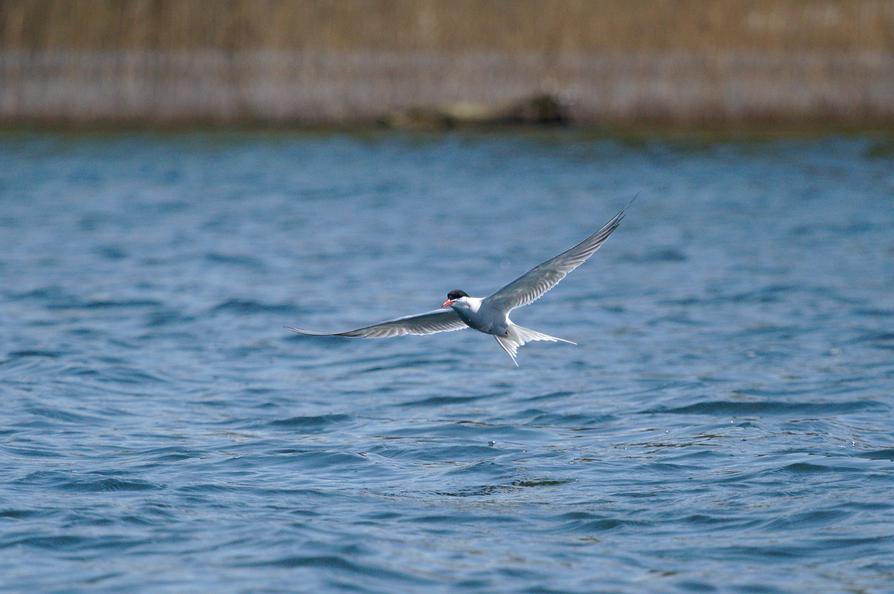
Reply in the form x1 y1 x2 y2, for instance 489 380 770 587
493 324 576 366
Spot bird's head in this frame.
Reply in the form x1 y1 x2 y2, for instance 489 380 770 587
441 289 469 309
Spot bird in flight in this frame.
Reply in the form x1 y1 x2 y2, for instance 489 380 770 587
289 205 628 365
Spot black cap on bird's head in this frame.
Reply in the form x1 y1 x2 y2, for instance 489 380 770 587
442 289 468 308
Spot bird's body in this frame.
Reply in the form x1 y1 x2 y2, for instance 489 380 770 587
451 297 505 335
445 293 576 365
289 204 629 365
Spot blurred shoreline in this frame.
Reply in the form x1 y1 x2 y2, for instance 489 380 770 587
4 127 893 152
2 1 893 129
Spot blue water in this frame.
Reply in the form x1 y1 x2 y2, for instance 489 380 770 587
2 131 893 593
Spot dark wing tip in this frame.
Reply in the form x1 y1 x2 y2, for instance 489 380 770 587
287 326 338 336
607 193 637 225
600 193 639 235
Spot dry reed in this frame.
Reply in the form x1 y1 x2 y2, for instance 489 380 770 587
2 0 893 126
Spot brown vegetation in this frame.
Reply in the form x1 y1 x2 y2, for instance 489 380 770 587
2 0 893 126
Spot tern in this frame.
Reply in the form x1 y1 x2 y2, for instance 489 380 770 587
289 205 627 365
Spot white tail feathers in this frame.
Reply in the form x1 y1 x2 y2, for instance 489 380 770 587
493 324 576 366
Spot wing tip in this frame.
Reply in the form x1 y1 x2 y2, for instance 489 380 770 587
610 192 638 226
286 326 333 337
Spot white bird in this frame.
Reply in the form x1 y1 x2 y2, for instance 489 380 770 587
289 205 628 365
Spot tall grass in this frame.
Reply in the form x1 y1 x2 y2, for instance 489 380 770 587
4 0 893 51
2 0 893 125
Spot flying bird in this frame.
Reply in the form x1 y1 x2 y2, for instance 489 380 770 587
289 205 628 365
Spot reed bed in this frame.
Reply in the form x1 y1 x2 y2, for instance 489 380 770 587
2 0 893 126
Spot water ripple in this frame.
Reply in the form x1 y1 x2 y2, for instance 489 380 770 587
1 131 892 594
649 400 886 416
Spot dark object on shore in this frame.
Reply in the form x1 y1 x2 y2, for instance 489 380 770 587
382 94 567 129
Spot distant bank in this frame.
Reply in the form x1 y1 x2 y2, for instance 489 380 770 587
2 0 893 128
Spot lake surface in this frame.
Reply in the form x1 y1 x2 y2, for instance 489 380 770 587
2 130 893 593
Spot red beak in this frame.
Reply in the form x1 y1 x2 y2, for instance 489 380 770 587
442 299 454 309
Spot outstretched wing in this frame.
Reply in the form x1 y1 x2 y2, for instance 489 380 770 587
288 308 468 339
484 207 626 312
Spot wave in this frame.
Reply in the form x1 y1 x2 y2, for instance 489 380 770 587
648 400 887 416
